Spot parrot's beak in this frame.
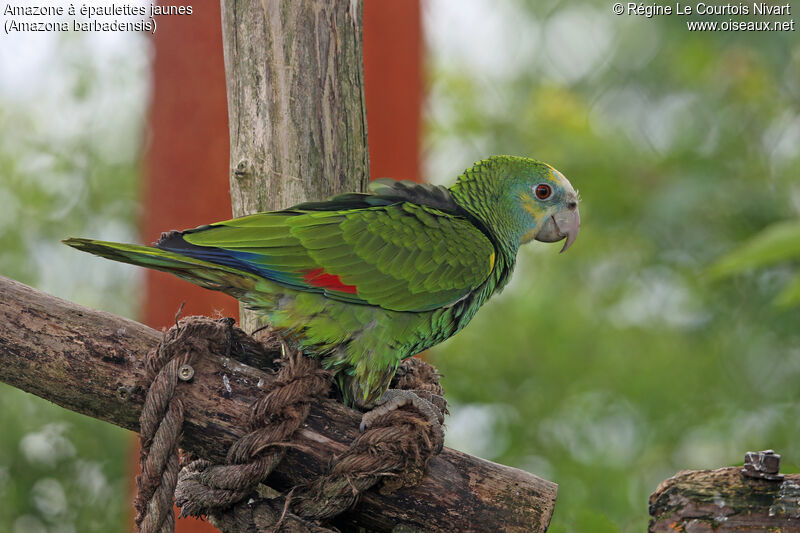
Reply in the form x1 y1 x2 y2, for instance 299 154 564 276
535 200 580 253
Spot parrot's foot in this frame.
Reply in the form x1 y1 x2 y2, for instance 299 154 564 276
359 389 445 453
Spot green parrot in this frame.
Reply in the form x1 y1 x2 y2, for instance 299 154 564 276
64 155 580 410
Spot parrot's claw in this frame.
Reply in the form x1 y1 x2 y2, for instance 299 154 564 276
359 389 445 453
406 389 448 419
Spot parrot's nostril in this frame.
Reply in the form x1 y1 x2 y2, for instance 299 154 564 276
567 200 578 210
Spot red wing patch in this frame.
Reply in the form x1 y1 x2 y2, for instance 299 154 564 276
303 268 359 294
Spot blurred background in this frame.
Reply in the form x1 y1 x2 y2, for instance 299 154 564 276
1 1 799 532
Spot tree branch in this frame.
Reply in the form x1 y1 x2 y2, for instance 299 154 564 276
0 275 557 532
649 467 800 531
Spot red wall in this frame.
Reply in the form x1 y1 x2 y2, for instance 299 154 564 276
139 2 421 531
143 3 237 330
363 0 422 182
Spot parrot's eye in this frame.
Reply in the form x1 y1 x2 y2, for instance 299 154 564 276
534 184 552 200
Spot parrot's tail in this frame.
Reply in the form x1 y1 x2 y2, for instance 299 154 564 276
62 238 258 295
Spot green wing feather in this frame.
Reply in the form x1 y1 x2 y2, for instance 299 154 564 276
178 203 496 312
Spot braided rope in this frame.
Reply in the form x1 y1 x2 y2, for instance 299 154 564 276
135 321 204 533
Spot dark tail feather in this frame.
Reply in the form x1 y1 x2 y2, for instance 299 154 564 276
62 238 257 294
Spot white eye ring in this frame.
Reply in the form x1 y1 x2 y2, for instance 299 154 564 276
534 183 552 200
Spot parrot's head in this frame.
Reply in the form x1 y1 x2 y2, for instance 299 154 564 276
450 155 580 252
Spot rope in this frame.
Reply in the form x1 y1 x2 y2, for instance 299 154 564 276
134 316 278 533
134 318 202 533
293 358 446 520
174 345 331 517
134 316 445 533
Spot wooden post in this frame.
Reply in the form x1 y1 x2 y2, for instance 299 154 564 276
219 0 370 333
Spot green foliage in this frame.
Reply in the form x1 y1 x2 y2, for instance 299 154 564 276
2 3 799 532
0 31 147 532
709 221 800 276
709 220 800 305
0 387 130 532
425 1 800 531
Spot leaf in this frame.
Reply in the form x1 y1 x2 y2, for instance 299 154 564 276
707 220 800 279
776 272 800 308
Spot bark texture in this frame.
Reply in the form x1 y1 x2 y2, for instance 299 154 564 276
0 275 557 532
649 467 800 532
220 0 370 332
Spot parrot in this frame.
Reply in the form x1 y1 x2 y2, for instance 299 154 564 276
64 155 580 415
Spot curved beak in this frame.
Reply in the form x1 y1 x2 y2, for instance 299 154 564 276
534 202 580 253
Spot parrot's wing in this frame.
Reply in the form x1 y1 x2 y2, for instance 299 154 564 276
159 203 496 312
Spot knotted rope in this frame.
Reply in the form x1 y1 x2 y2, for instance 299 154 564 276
292 358 446 519
134 316 445 533
174 343 331 517
134 316 276 533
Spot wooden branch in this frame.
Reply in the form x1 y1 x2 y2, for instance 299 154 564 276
220 0 370 332
649 467 800 531
0 275 557 532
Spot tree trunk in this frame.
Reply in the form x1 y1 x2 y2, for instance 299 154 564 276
0 275 557 532
649 467 800 531
220 0 370 333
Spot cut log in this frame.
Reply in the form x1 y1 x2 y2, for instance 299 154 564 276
649 466 800 532
0 275 557 532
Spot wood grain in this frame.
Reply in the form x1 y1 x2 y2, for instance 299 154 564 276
650 467 800 531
